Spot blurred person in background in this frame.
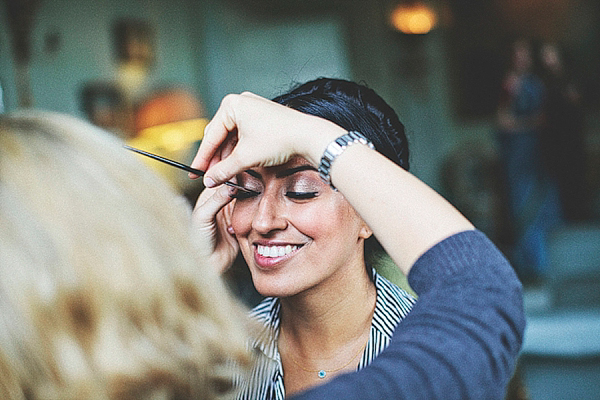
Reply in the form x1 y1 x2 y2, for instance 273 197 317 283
539 42 590 222
0 111 250 400
496 38 562 284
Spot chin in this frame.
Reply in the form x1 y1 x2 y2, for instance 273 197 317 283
252 277 303 299
254 285 296 299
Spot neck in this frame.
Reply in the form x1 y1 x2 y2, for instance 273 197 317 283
277 263 376 396
279 264 376 354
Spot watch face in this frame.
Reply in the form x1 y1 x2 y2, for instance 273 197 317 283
319 132 374 190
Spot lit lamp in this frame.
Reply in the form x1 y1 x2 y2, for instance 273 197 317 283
390 2 437 35
127 118 208 190
114 19 155 98
127 88 207 190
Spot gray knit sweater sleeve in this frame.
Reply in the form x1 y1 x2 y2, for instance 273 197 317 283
292 230 526 400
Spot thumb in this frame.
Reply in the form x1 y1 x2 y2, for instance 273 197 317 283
203 150 247 188
193 185 234 225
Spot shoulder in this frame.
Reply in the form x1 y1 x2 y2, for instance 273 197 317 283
375 270 416 310
372 270 416 339
408 230 520 296
247 297 282 360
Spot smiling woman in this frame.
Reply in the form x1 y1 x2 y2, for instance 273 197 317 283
189 76 524 399
192 78 417 398
231 156 374 299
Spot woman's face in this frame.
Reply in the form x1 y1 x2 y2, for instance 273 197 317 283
512 40 532 73
541 44 561 71
231 157 371 298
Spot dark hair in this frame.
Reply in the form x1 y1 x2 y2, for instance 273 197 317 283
272 78 409 170
272 78 409 269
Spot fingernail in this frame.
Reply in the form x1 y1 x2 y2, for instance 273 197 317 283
228 186 238 198
227 226 235 235
204 177 216 188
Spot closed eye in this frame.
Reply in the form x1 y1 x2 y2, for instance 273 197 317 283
230 190 260 200
286 191 318 199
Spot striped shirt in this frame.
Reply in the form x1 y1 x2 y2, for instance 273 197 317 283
236 269 416 399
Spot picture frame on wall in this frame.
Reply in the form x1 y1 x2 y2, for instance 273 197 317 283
113 18 155 68
80 81 129 137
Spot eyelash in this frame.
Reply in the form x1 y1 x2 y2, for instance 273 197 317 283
229 191 318 200
286 191 318 199
229 191 260 200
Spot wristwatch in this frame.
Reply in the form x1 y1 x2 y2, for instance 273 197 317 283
318 131 375 190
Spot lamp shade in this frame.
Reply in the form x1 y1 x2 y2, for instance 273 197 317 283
390 3 437 35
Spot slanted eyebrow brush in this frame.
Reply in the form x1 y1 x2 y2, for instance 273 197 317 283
124 145 258 194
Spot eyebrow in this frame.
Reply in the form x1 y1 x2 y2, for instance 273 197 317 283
242 165 318 179
244 169 261 178
276 165 318 178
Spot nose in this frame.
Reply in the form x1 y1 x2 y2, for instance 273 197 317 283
251 190 287 234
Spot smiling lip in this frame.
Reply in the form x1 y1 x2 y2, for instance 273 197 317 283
253 243 302 269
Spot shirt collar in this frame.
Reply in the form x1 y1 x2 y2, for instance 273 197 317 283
250 269 404 361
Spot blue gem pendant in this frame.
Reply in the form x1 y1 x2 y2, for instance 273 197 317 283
318 370 327 379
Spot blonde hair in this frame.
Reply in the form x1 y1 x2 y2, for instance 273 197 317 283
0 111 250 399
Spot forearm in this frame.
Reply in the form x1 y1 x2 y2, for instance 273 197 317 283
292 231 525 400
196 95 473 276
301 131 474 276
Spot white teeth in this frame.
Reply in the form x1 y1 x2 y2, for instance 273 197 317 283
257 244 299 258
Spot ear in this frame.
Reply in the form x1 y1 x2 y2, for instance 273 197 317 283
359 224 373 240
223 200 235 226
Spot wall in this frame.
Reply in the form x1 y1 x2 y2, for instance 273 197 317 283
338 0 460 189
0 0 198 117
193 0 351 113
0 0 493 191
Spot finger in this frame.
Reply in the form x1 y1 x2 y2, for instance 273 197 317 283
192 184 235 223
240 91 264 100
220 130 238 160
206 130 238 172
189 121 223 177
190 94 240 174
202 146 249 187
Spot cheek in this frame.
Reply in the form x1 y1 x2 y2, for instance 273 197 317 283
231 202 254 235
288 199 358 239
230 196 361 239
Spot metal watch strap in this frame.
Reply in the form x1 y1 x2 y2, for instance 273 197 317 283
318 131 375 190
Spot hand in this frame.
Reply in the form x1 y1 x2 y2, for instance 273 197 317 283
191 185 239 274
190 92 344 188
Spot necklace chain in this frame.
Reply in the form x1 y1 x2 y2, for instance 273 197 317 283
281 290 376 379
285 336 369 379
